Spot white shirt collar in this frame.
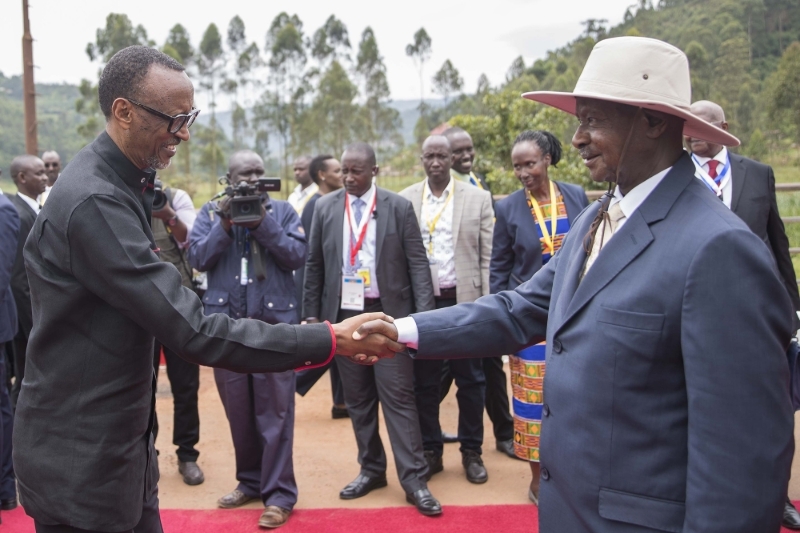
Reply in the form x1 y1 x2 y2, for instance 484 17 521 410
423 177 454 200
692 146 728 167
347 183 376 205
611 166 672 219
17 192 40 213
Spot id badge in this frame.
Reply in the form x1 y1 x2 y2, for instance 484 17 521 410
341 275 365 311
429 261 441 297
356 267 372 288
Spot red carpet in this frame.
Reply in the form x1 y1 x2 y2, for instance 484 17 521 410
4 504 800 532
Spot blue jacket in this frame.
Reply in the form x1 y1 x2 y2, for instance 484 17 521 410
189 197 306 325
490 181 588 293
0 193 19 343
410 154 793 533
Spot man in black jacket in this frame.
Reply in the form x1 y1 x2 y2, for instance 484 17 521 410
6 155 47 409
687 100 800 531
13 45 400 533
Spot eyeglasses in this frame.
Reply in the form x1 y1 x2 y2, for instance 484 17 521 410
127 98 200 134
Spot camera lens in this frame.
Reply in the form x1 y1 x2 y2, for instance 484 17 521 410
240 203 252 214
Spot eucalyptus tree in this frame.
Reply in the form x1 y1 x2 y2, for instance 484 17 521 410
198 23 224 180
355 27 400 152
432 59 463 107
405 28 432 107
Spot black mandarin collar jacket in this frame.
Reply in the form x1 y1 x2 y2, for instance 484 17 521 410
14 131 332 530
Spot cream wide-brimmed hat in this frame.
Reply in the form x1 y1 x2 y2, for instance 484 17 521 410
522 36 740 147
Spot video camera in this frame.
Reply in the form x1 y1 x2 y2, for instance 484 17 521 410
211 177 282 224
152 178 167 211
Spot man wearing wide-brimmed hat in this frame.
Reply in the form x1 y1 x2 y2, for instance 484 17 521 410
354 36 794 532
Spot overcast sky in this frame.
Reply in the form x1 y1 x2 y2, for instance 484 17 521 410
1 0 635 109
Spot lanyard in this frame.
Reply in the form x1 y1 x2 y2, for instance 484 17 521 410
692 153 731 196
469 172 485 190
421 184 454 255
527 181 558 254
345 190 377 267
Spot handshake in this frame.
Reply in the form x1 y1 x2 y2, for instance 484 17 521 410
329 313 407 365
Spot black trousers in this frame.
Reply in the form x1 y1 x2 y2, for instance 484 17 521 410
34 487 162 533
442 356 514 442
152 341 200 462
415 297 486 456
295 356 345 406
0 345 14 501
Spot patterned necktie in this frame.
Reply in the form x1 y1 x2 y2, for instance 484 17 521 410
707 160 720 181
583 202 626 277
352 198 365 226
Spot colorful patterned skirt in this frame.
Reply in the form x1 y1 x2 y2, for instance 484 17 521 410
511 343 545 462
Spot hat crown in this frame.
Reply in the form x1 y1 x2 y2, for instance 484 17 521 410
574 36 691 109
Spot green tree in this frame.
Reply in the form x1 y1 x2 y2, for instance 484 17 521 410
405 28 432 106
311 15 351 65
432 59 464 107
355 27 400 152
767 41 800 142
198 23 224 180
164 24 195 65
506 56 525 82
306 61 359 155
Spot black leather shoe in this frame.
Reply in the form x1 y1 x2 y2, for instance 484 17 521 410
424 450 443 480
496 439 522 460
406 488 442 517
784 499 800 530
462 450 488 484
332 405 350 419
339 473 387 500
0 498 15 511
441 431 458 443
179 461 205 486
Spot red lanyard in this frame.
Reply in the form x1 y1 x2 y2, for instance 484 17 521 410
345 192 377 267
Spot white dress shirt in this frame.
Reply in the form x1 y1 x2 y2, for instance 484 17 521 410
18 192 41 214
287 183 319 214
39 184 53 205
170 188 197 249
341 184 380 298
395 167 673 349
420 178 456 289
692 147 732 208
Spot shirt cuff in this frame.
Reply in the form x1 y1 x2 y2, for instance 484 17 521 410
394 317 419 350
296 321 337 371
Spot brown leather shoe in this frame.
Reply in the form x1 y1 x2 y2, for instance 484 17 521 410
217 489 257 509
259 506 291 529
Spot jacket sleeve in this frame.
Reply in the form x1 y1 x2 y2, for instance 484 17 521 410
764 166 800 326
10 213 32 337
302 202 325 320
250 204 306 272
680 227 793 532
0 201 20 329
403 199 435 313
68 195 332 373
187 203 233 272
490 200 514 294
479 192 494 297
411 241 556 360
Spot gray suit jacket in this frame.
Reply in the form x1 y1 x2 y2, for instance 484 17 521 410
409 154 793 532
303 187 435 322
400 179 494 303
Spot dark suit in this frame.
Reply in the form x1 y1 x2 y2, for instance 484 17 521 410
0 194 19 506
294 193 345 407
490 182 589 293
6 192 37 407
14 132 334 532
726 153 800 321
408 154 793 532
303 186 435 493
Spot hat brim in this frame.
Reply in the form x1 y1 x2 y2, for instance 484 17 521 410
522 91 740 147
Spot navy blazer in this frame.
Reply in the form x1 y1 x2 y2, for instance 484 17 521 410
410 154 793 533
0 194 19 344
490 181 589 293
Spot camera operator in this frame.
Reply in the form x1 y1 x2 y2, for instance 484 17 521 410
149 178 205 487
187 150 305 529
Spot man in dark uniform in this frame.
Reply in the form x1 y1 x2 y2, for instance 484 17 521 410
13 45 400 533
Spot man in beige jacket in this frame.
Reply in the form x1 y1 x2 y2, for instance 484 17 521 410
400 134 494 485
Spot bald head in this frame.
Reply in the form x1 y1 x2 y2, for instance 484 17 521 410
10 154 48 200
686 100 728 158
227 150 265 185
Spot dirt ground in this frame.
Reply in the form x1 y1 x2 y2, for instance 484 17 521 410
155 364 800 511
154 364 531 510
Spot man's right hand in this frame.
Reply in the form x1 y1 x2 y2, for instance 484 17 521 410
332 312 405 364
